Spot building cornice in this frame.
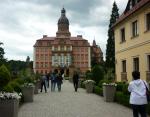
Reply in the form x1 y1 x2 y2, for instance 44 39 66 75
116 39 150 54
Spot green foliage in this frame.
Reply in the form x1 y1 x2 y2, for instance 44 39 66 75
106 2 119 69
9 81 21 93
3 84 14 92
85 70 92 80
116 82 125 91
0 42 6 66
98 79 111 88
122 83 130 95
7 60 27 72
81 80 85 88
92 65 104 85
114 91 130 107
104 68 115 81
0 64 11 90
93 86 103 96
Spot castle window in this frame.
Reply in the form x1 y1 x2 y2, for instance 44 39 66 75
146 13 150 31
132 20 138 37
120 28 126 43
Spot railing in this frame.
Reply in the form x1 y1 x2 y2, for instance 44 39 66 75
146 71 150 82
121 72 127 82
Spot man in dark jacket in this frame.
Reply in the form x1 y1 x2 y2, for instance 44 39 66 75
73 71 79 92
40 74 47 93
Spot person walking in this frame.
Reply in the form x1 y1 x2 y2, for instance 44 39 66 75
46 72 50 88
51 69 58 92
73 71 79 92
56 70 63 92
128 71 149 117
40 74 47 93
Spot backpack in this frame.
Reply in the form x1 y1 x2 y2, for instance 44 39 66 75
51 74 55 81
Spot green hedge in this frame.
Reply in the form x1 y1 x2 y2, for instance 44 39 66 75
93 86 103 96
114 91 130 107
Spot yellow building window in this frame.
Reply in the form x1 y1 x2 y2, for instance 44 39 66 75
132 20 138 37
122 60 126 72
120 28 126 43
133 57 139 71
146 13 150 31
148 55 150 71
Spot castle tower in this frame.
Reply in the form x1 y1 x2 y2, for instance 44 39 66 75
56 8 71 37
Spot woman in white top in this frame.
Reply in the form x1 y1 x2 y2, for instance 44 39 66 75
128 71 149 117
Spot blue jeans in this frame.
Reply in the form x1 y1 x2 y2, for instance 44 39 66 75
51 81 56 91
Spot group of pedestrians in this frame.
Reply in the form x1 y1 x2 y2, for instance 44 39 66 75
40 69 79 93
40 69 63 92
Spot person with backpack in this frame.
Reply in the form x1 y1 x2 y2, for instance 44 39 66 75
40 74 47 93
128 71 149 117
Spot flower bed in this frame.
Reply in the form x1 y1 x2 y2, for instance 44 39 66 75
0 92 21 117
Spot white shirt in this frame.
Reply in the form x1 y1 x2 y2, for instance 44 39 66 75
128 79 149 105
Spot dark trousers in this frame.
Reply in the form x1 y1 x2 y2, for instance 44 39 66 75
73 81 78 92
132 104 147 117
57 82 62 92
47 80 49 88
41 82 47 92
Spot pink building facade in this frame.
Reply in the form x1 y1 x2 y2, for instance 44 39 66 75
33 8 102 75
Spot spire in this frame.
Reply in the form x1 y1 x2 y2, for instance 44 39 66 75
61 7 66 17
93 39 96 46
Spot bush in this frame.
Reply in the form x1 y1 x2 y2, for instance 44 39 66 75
122 83 129 95
98 79 111 88
81 80 85 88
116 82 125 92
9 81 21 93
93 86 103 96
14 78 24 85
3 84 14 92
114 91 130 107
92 65 104 85
0 64 11 90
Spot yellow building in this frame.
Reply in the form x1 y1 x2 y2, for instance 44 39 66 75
114 0 150 82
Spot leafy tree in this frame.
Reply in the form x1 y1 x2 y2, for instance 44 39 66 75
92 65 104 85
0 64 11 91
0 42 6 66
106 2 119 70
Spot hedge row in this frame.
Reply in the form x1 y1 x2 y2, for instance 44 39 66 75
92 85 150 115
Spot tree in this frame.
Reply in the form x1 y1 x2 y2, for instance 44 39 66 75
92 65 104 85
106 2 119 70
0 42 6 66
0 64 11 91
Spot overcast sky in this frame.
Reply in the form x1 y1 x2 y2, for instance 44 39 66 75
0 0 128 61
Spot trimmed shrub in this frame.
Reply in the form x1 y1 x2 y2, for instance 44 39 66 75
3 84 14 92
9 81 21 93
114 91 130 107
92 65 104 85
0 64 11 90
116 82 125 92
122 83 130 95
14 78 24 85
81 80 85 88
93 86 103 96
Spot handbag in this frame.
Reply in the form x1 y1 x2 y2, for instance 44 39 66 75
143 81 150 102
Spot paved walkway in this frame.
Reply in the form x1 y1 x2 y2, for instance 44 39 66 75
18 80 133 117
